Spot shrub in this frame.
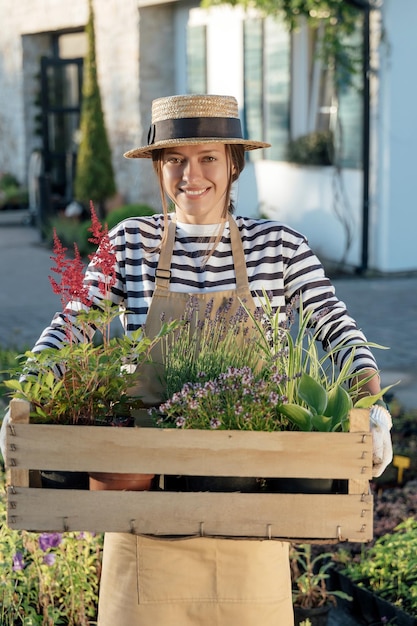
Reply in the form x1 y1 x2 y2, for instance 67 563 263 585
105 203 156 230
73 0 116 214
286 131 334 166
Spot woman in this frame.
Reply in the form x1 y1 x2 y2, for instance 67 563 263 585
0 94 392 625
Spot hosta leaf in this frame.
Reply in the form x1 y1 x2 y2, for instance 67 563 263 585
297 373 328 415
278 404 312 430
324 385 352 421
311 414 333 432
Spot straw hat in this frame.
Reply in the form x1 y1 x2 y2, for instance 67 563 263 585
124 94 270 159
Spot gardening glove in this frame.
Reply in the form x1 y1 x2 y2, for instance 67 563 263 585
0 408 10 462
370 404 393 477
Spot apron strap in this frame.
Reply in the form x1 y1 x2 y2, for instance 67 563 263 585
154 217 177 291
154 216 250 294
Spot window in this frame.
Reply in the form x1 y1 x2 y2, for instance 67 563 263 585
335 19 364 169
244 17 290 161
187 24 207 94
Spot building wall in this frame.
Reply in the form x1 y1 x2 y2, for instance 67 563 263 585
0 0 88 183
0 0 147 206
1 0 416 272
372 0 417 272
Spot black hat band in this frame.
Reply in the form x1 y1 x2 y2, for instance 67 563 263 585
147 117 243 145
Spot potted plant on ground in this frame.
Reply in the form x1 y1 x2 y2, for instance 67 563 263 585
291 543 352 626
337 518 417 624
3 202 178 490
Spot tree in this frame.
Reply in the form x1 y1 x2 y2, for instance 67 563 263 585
74 0 116 217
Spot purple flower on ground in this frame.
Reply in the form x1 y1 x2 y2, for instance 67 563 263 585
39 533 62 552
12 551 25 571
43 553 56 566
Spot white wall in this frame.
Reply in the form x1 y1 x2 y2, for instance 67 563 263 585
373 0 417 272
236 162 363 267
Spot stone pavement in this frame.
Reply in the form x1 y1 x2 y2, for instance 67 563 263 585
1 208 417 410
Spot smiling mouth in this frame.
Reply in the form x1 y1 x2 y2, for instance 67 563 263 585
181 188 208 196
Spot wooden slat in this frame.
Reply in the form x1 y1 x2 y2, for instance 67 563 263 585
348 409 371 495
5 401 373 542
7 425 373 480
6 488 373 542
7 399 30 488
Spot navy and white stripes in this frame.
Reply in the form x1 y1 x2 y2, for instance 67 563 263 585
33 214 378 375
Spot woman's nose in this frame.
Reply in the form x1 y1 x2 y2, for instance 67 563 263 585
183 158 201 181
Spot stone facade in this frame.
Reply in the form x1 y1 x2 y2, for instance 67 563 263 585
0 0 178 208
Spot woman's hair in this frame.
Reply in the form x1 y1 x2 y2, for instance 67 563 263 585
152 144 245 253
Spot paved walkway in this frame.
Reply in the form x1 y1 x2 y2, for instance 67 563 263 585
1 208 417 410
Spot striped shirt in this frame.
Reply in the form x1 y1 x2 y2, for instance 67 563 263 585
34 214 377 374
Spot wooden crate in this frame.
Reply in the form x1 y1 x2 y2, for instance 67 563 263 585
5 399 373 542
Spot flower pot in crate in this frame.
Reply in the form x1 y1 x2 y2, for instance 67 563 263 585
89 472 155 491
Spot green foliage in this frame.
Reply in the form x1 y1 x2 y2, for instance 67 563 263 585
74 0 116 208
45 205 157 258
0 471 102 624
340 518 417 615
45 217 93 257
153 293 389 432
286 131 334 166
291 543 352 609
0 346 22 411
4 303 179 425
105 203 157 231
0 172 28 210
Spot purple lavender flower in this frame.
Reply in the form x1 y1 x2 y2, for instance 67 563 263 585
12 551 25 571
39 533 62 552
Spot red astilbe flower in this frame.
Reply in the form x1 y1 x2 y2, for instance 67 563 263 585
87 200 116 298
49 201 117 311
49 231 92 310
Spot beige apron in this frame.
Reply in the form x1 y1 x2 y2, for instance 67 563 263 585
97 217 294 626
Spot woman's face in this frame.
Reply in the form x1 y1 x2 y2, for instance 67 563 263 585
161 143 233 224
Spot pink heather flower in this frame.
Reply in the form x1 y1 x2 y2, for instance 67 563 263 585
12 551 25 571
210 418 221 429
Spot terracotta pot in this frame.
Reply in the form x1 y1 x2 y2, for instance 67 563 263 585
89 472 155 491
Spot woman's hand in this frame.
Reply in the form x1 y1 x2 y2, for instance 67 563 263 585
369 404 393 477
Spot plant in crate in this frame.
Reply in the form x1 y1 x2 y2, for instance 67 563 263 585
154 293 389 433
151 293 389 492
290 543 352 626
3 203 177 490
